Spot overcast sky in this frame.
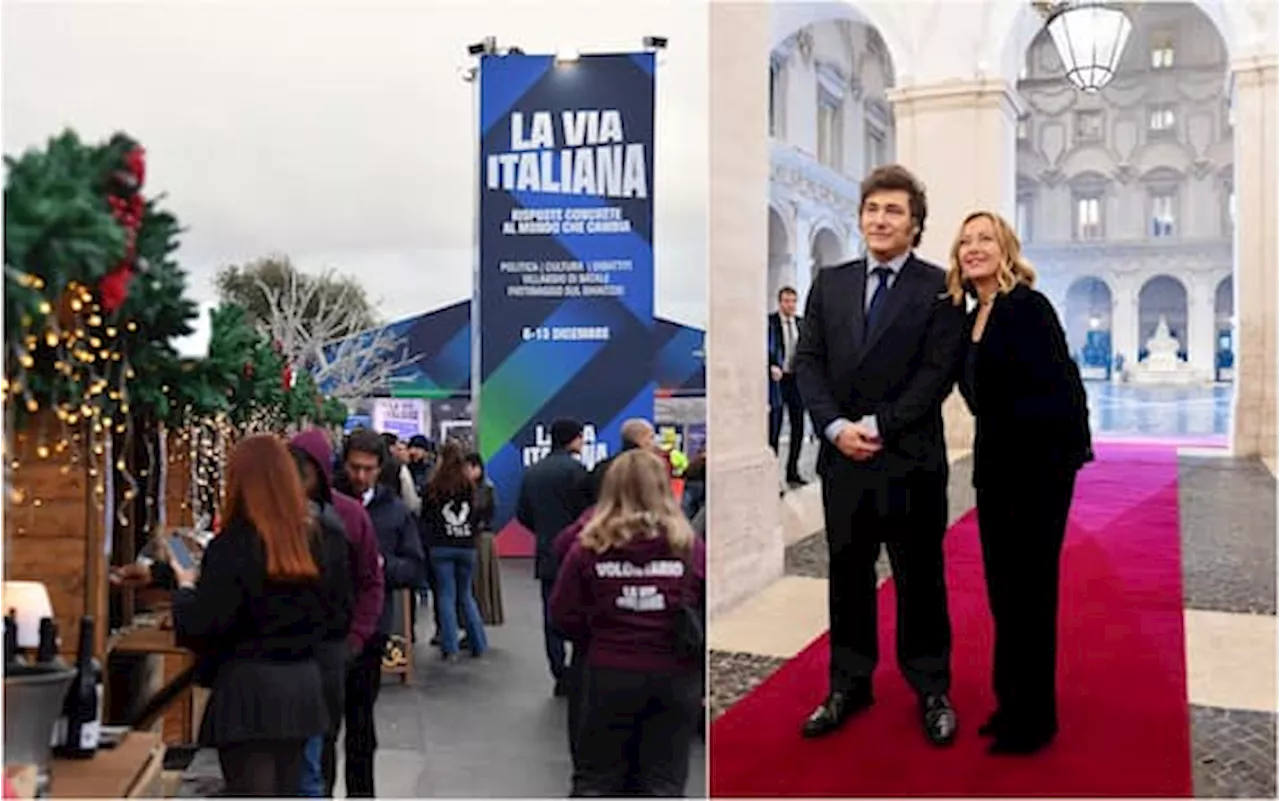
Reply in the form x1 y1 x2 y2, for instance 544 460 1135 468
2 0 709 329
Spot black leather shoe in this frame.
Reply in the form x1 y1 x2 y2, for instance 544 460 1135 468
988 726 1055 755
801 689 873 738
920 694 958 746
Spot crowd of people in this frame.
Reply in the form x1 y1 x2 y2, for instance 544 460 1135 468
109 414 707 797
517 417 707 796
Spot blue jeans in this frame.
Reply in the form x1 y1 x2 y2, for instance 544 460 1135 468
300 734 324 797
431 547 489 655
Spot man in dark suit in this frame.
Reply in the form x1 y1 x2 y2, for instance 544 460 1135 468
515 418 592 695
769 286 808 487
793 164 966 746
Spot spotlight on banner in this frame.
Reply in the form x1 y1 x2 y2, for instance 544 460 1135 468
556 47 580 65
466 36 497 56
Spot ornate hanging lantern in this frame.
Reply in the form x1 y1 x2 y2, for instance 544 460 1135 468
1037 1 1133 92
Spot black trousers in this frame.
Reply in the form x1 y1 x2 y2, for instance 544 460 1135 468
769 374 806 478
822 472 951 696
541 579 569 682
977 470 1077 735
342 635 386 798
566 639 588 765
219 739 308 797
565 638 591 794
572 667 700 798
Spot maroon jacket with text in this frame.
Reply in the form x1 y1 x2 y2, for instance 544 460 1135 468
550 530 705 674
291 428 385 654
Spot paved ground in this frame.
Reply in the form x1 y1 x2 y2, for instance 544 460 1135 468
180 560 706 797
722 449 1277 798
1179 456 1276 615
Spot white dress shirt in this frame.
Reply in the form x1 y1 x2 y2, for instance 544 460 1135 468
826 250 911 444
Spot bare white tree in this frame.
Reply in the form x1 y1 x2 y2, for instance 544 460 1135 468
251 269 420 406
312 324 421 406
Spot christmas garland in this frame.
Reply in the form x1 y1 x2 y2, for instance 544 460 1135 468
4 129 349 437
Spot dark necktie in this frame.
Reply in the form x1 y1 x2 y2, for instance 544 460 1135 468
864 266 892 336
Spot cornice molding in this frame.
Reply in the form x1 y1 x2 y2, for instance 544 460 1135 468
769 142 861 222
1024 239 1232 279
1019 66 1233 119
1230 54 1279 81
888 79 1022 119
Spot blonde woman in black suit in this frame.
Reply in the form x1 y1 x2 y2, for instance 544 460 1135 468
948 210 1093 755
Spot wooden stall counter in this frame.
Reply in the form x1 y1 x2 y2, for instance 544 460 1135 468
6 732 167 799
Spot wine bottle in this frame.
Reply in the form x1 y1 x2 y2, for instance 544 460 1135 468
54 616 102 759
35 617 59 662
4 609 22 666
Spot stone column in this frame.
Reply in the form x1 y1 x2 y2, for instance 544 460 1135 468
887 79 1020 453
1111 279 1139 376
1230 57 1278 459
1187 275 1217 381
707 1 783 616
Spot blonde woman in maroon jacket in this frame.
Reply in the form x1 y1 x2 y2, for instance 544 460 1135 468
550 450 705 797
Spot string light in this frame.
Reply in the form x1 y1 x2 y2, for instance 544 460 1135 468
9 266 343 549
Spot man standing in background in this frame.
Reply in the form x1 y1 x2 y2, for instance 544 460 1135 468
769 286 808 488
335 430 425 795
515 418 592 696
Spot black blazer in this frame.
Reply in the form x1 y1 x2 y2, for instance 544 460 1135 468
767 312 800 372
515 450 592 581
794 255 966 485
958 283 1093 489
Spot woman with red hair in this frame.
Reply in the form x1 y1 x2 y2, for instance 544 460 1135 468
170 435 336 796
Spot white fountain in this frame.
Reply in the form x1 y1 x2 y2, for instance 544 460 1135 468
1130 315 1200 385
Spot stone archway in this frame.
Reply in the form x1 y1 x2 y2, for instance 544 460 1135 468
1064 277 1113 380
769 4 899 310
767 205 792 307
1138 275 1190 362
1215 276 1234 381
1014 1 1243 435
811 226 844 270
998 0 1240 87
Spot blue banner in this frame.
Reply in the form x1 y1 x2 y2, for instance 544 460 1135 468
343 301 703 400
476 52 656 547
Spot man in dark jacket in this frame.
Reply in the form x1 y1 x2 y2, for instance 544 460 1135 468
405 434 433 496
515 418 592 695
334 429 424 797
290 428 386 798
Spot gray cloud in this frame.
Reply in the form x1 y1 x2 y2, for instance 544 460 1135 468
2 0 709 327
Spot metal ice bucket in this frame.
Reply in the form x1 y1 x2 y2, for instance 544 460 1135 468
4 663 76 798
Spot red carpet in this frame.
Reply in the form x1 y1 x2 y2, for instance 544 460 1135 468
710 445 1192 797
